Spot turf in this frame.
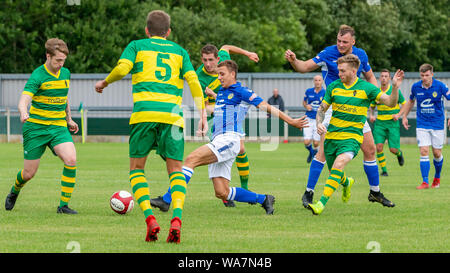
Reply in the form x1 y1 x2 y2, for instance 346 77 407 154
0 142 448 253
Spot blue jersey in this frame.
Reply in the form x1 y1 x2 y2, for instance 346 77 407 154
212 82 263 140
303 87 325 119
410 78 450 130
312 45 372 87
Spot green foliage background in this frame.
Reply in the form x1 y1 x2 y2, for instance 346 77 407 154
0 0 448 73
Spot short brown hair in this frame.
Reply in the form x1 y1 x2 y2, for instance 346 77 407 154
419 63 433 73
201 44 219 58
337 54 360 69
338 24 355 38
380 69 390 74
146 10 170 37
45 38 69 56
218 60 238 78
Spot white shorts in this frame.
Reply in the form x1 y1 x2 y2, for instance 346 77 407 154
322 111 371 134
207 133 241 181
416 128 445 149
303 117 321 141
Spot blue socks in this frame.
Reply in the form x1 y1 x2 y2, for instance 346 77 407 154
227 187 266 204
364 160 380 192
306 158 325 191
433 155 443 179
420 156 430 183
162 166 193 204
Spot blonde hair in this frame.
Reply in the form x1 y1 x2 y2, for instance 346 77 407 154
338 24 355 38
45 38 69 56
337 54 360 69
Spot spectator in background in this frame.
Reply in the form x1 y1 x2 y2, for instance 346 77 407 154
267 88 285 117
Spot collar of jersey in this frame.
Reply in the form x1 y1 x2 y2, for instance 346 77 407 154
150 36 166 40
381 84 390 93
421 78 434 89
202 66 218 76
343 78 359 89
44 64 61 78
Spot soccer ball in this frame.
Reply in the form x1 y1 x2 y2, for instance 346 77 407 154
110 191 134 214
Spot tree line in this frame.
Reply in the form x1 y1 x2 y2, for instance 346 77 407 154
0 0 448 73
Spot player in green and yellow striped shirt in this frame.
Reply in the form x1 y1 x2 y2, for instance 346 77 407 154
369 69 406 176
308 54 404 215
95 10 207 244
5 38 79 215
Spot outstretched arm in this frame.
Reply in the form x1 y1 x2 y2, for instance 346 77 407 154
95 60 134 93
257 101 308 129
284 49 319 73
220 45 259 63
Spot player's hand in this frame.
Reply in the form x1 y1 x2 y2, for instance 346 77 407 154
369 115 376 123
402 117 410 130
392 69 405 89
284 49 297 63
306 104 313 111
448 118 450 129
289 115 309 129
247 52 259 63
392 114 400 121
205 87 216 98
67 119 79 134
317 123 327 135
95 80 108 93
20 112 29 123
196 117 208 137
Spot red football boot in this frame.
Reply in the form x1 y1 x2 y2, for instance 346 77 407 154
431 178 440 188
145 215 160 242
167 217 182 244
416 182 429 190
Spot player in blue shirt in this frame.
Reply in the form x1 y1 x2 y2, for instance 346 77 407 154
285 24 395 208
167 60 308 223
401 63 450 189
303 75 326 163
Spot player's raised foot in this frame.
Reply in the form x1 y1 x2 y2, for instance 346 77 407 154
57 205 78 214
5 191 19 211
431 178 440 189
145 215 160 242
368 190 395 207
150 196 170 212
308 201 324 215
301 190 314 208
397 153 404 166
261 195 275 215
222 199 236 207
381 171 389 176
416 182 429 190
341 177 354 203
167 217 182 244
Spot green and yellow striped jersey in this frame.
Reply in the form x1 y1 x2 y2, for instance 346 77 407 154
323 78 381 143
195 49 231 105
118 36 200 128
22 64 70 127
370 85 405 121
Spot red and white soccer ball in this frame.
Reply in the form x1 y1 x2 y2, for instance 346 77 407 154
110 191 134 214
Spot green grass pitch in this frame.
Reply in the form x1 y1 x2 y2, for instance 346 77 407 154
0 142 448 253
